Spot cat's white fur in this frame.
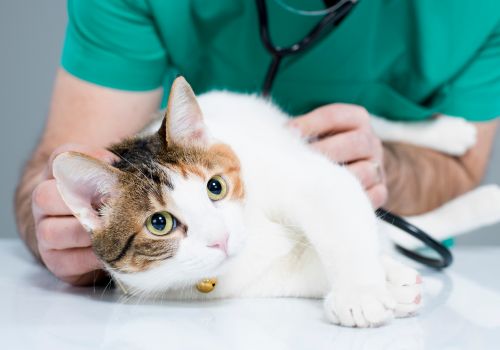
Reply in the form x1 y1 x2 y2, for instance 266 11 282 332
114 81 423 327
370 114 477 156
54 78 500 328
384 184 500 249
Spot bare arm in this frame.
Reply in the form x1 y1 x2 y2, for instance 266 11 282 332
384 120 499 215
15 68 162 283
290 104 498 216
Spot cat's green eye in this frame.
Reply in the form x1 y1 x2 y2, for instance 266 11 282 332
207 175 228 201
146 211 176 236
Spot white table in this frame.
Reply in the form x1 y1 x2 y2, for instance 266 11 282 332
1 239 499 350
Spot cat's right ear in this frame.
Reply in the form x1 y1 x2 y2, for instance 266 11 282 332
160 76 209 147
52 152 121 233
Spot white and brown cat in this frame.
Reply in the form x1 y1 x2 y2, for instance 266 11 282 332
52 77 495 328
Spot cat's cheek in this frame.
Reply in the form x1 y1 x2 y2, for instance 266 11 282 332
228 230 247 257
226 224 247 257
218 202 247 256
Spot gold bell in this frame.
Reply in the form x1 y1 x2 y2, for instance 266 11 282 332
196 278 217 293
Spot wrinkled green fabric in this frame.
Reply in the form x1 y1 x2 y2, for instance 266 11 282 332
62 0 500 120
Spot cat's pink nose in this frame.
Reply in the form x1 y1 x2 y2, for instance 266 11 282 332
208 235 229 255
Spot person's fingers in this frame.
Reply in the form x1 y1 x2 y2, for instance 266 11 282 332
32 179 72 218
40 247 103 280
347 161 384 190
34 143 119 218
44 143 118 179
366 183 388 209
288 104 370 138
311 130 375 163
37 216 91 250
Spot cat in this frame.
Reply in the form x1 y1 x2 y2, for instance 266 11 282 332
53 77 468 328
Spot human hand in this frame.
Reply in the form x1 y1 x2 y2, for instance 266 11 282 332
32 144 117 285
288 103 387 208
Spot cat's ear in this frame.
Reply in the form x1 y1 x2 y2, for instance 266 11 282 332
161 76 209 147
52 152 121 233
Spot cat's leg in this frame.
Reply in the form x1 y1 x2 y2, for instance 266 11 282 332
278 154 396 327
382 255 422 318
371 114 477 156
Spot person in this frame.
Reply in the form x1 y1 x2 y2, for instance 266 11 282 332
15 0 499 286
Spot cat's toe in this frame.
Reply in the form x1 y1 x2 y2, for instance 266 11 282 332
387 282 422 318
324 287 395 328
383 256 422 318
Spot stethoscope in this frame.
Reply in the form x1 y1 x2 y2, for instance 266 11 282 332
256 0 453 269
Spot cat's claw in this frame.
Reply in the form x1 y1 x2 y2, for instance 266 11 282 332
324 286 396 328
383 256 422 318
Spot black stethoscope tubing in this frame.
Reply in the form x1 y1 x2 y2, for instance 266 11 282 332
376 209 453 268
257 0 357 97
256 0 453 269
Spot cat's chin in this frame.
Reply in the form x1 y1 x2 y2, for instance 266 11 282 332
161 256 236 293
168 253 238 290
210 253 237 276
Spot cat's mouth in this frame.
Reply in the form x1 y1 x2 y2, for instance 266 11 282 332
210 255 236 276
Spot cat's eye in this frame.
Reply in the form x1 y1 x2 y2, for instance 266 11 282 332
207 175 228 201
146 211 176 236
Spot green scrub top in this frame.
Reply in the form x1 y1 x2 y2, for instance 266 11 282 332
61 0 500 121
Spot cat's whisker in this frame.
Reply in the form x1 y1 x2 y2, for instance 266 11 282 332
126 286 147 303
100 276 115 298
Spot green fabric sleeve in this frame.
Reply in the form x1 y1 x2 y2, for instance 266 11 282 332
430 21 500 121
61 0 167 91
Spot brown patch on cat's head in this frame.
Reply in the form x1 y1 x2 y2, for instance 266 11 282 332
207 143 244 199
88 133 245 273
90 166 185 273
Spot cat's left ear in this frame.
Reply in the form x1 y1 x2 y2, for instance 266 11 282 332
52 152 121 233
161 76 209 147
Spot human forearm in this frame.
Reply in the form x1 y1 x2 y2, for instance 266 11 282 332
383 120 498 215
14 149 48 260
383 142 479 215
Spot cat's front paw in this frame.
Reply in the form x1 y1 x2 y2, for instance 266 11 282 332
324 286 396 328
383 256 422 318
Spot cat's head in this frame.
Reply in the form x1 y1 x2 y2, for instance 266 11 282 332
53 77 246 292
